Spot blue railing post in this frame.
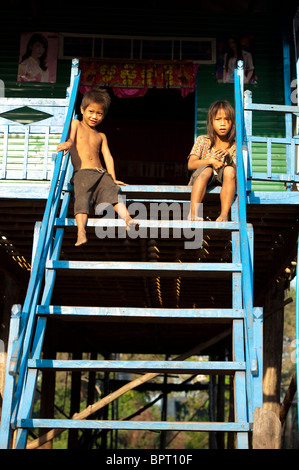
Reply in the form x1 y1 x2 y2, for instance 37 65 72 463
234 61 256 422
0 305 22 448
0 63 81 439
283 30 293 189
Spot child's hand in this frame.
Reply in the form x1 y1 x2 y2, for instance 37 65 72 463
211 148 233 169
210 157 224 170
56 141 71 155
115 180 127 186
212 148 229 161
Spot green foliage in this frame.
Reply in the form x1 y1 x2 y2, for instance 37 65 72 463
282 286 296 394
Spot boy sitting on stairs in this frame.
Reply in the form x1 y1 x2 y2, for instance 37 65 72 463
57 88 136 246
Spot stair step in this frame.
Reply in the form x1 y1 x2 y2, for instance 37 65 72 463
37 305 244 320
27 359 246 374
64 184 222 195
18 418 250 432
55 218 240 230
46 260 242 276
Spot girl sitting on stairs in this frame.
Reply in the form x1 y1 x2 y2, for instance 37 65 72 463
187 100 236 222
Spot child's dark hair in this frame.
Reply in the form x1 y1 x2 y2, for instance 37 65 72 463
207 100 235 148
81 88 111 115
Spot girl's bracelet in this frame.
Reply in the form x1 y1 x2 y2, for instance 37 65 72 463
226 154 234 165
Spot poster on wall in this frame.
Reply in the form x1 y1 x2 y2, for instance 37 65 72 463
216 35 257 84
17 32 58 83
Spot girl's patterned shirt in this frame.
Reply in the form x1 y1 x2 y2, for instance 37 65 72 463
189 135 236 164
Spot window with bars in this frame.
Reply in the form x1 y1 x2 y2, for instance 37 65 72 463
59 33 216 64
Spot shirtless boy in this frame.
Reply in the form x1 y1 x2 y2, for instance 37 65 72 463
57 88 135 246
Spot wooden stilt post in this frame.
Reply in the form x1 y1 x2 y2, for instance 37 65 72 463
216 375 225 449
68 352 82 449
209 373 217 449
39 348 56 449
227 376 235 449
263 279 285 416
253 278 285 449
160 354 168 450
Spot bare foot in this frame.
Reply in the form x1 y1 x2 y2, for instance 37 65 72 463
75 229 88 246
187 215 204 221
216 214 229 222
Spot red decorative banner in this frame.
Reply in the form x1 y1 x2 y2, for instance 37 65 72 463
79 60 198 97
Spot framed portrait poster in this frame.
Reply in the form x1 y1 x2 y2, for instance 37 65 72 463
17 32 58 83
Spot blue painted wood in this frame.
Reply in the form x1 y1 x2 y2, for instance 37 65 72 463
7 65 81 433
18 419 251 432
252 307 263 410
1 126 8 179
244 41 298 185
244 86 299 183
46 260 242 274
119 185 210 194
248 191 299 204
36 305 245 319
245 103 299 114
233 320 249 449
249 135 295 144
31 222 41 266
42 189 72 305
14 317 48 449
0 59 79 182
235 62 255 423
14 161 74 448
23 127 29 179
251 172 299 182
238 76 264 421
1 59 269 449
2 182 299 205
244 91 252 192
231 219 249 447
283 28 292 109
55 218 242 231
27 359 246 374
0 305 22 449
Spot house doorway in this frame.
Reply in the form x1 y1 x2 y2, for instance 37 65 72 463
101 88 196 185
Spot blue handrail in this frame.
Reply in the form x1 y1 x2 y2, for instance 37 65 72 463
10 67 81 425
234 61 255 422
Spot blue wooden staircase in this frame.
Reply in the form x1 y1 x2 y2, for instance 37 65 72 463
0 63 263 449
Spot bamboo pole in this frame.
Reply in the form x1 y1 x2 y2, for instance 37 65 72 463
26 328 230 449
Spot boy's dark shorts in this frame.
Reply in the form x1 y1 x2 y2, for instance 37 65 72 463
189 164 227 186
72 168 121 216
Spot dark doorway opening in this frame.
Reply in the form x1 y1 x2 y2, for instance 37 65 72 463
101 88 195 185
